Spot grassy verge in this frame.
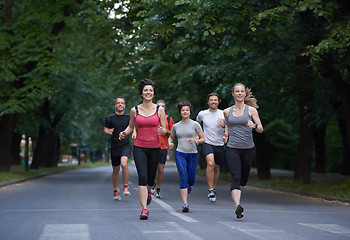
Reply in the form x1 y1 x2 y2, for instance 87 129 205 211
198 169 350 201
0 161 109 184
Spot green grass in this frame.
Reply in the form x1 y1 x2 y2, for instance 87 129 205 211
198 169 350 201
0 161 109 184
247 173 350 200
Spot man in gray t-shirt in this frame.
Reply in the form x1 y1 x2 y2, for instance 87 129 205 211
196 93 225 203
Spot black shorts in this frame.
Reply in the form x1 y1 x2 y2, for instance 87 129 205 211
110 143 132 166
202 143 224 166
158 149 168 164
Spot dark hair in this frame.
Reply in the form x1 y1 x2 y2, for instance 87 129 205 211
156 99 166 105
115 96 126 103
207 92 221 102
139 78 157 96
176 101 193 115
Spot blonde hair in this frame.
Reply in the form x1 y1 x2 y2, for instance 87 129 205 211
232 83 259 109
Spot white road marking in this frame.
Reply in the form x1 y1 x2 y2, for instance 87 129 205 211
219 222 308 240
132 187 198 223
152 197 199 223
39 224 91 240
141 222 203 240
298 223 350 237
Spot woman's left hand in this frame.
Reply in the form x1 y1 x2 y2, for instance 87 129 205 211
247 120 256 129
156 126 166 135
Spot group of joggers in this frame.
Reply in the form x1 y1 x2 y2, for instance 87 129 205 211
104 78 263 220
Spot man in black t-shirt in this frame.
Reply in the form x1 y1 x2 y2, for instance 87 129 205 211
104 96 133 200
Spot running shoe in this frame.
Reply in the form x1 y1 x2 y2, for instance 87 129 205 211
150 183 156 195
182 203 189 212
113 188 121 200
235 204 244 219
140 208 149 220
155 188 162 199
208 189 216 203
188 185 192 194
147 192 152 205
123 186 130 196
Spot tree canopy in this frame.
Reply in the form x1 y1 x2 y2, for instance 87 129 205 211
1 0 349 183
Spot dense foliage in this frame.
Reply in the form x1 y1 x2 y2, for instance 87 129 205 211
1 0 349 183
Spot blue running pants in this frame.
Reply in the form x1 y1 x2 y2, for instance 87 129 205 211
175 151 198 189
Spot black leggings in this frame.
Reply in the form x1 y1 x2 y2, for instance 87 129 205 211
226 147 255 191
133 146 160 186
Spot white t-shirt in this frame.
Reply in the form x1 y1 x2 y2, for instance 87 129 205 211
196 109 225 146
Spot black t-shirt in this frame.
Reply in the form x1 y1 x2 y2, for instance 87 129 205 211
105 113 130 148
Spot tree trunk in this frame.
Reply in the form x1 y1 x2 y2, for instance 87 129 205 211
321 51 350 175
3 0 14 24
12 132 22 165
0 114 19 172
31 99 63 169
31 126 58 168
294 56 315 183
313 123 327 173
332 77 350 175
254 132 271 180
337 118 350 175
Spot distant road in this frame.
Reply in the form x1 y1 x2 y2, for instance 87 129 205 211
0 163 349 240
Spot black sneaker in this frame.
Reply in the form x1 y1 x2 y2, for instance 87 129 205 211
155 188 162 199
188 185 192 194
147 192 152 205
182 203 189 212
235 204 244 219
208 189 216 203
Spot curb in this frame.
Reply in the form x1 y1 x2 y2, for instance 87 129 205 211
0 170 66 188
197 172 350 205
249 183 350 205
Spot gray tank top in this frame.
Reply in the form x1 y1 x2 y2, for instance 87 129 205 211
227 105 254 149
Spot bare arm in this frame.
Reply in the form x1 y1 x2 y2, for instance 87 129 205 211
196 131 205 145
168 133 175 149
223 108 229 143
104 127 114 135
119 107 136 139
247 107 263 133
156 106 167 135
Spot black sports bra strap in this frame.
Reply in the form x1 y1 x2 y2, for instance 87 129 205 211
156 105 160 111
135 105 138 113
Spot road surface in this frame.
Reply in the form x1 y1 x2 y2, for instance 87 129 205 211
0 162 349 240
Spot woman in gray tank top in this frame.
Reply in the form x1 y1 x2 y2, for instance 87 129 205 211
223 83 263 219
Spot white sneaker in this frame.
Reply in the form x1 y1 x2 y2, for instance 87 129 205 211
114 188 121 200
150 184 156 195
155 189 162 199
123 186 130 196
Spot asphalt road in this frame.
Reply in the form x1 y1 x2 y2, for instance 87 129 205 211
0 162 349 240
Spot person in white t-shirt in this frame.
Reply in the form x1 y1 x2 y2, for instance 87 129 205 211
196 93 225 203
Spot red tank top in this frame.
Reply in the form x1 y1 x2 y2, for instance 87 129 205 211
134 105 161 148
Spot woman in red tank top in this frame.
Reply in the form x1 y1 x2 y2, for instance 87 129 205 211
119 78 166 220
